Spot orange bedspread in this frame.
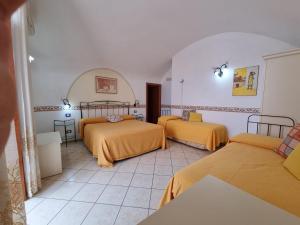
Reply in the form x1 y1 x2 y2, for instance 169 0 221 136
82 119 166 167
158 116 228 151
160 133 300 218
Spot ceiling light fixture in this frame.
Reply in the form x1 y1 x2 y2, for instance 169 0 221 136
214 62 228 77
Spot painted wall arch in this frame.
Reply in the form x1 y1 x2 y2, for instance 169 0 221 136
67 68 136 105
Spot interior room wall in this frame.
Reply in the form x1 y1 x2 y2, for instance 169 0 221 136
171 32 295 136
31 66 161 136
161 69 172 105
68 68 136 105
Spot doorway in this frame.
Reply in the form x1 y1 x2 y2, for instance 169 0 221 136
146 83 161 123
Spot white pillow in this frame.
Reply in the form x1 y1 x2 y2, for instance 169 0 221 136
106 115 123 123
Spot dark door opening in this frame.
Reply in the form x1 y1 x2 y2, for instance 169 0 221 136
146 83 161 124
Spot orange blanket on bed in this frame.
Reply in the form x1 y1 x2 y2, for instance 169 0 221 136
82 119 166 167
160 133 300 218
158 116 228 151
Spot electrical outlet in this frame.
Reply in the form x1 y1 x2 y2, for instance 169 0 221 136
134 110 137 113
65 113 71 118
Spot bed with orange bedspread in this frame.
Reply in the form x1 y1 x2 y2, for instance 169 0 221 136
160 133 300 218
80 117 166 167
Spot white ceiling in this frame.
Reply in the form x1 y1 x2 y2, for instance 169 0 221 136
29 0 300 78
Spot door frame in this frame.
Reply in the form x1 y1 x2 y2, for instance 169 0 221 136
146 82 161 123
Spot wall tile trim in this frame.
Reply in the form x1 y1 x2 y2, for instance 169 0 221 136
34 105 260 114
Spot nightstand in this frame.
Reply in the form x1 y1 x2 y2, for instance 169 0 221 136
54 119 76 147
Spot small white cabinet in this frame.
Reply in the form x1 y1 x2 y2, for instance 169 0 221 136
37 131 62 178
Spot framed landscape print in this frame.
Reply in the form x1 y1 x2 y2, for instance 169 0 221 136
232 66 259 96
95 76 117 94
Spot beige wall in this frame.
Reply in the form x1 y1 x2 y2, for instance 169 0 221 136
67 68 136 105
262 49 300 123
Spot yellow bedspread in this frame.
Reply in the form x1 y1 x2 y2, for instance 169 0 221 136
83 120 166 167
158 116 228 151
160 134 300 218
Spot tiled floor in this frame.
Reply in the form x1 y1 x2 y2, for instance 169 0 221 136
25 140 210 225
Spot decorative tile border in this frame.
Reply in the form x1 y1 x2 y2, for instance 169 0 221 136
33 105 146 112
34 104 260 114
162 105 260 114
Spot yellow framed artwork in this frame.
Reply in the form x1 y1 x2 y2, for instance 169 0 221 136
232 66 259 96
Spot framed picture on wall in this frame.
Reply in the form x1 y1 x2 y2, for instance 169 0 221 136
232 65 259 96
95 76 117 94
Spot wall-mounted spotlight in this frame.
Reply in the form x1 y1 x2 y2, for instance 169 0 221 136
214 62 228 77
62 98 71 109
28 55 35 63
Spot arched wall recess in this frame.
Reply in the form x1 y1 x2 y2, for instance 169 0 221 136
67 68 136 105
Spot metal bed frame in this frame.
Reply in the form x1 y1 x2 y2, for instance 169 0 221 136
247 114 295 138
80 100 130 119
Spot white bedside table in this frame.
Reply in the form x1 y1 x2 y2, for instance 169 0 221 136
37 131 62 178
140 176 300 225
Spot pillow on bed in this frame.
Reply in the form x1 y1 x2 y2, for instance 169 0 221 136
275 124 300 158
229 133 283 150
182 109 196 121
106 115 123 123
283 144 300 180
121 115 135 120
189 112 202 122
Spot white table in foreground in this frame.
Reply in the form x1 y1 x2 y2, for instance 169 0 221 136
140 176 300 225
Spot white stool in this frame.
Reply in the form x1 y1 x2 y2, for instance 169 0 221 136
37 131 62 178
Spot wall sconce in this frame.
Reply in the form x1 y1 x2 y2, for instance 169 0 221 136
62 98 71 109
214 62 228 77
133 100 140 107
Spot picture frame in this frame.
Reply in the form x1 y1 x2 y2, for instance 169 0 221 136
232 66 259 96
95 76 117 94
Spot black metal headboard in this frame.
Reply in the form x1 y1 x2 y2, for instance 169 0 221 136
80 101 130 119
247 114 295 138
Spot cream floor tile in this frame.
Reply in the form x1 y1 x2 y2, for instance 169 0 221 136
139 157 156 165
123 187 151 208
81 204 120 225
172 165 186 174
27 199 68 225
148 209 156 216
50 182 85 200
89 171 115 184
36 180 65 197
48 201 93 225
156 150 171 158
115 206 149 225
152 175 171 190
25 197 44 214
150 189 164 209
135 164 154 174
154 165 173 176
155 158 172 166
48 169 78 181
109 172 134 186
63 160 90 170
97 185 128 205
100 163 120 172
68 169 96 182
171 158 188 166
72 183 105 202
82 160 102 171
130 174 153 188
118 163 137 173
